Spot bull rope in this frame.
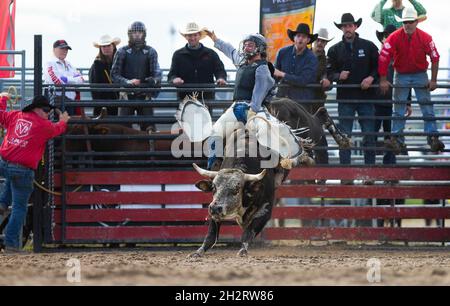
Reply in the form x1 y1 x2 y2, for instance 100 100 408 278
1 86 19 137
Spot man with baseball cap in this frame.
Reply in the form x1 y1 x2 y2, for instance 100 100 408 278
0 93 69 253
44 39 84 115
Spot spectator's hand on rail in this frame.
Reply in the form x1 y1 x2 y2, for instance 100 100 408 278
361 76 374 90
216 78 227 86
321 78 331 90
406 105 413 117
379 78 391 95
129 79 141 86
59 111 70 123
274 69 285 79
205 30 218 42
339 71 350 81
427 80 437 92
172 78 184 85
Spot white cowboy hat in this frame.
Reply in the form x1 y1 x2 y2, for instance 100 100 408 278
394 6 419 23
93 35 121 48
179 22 208 40
316 28 334 42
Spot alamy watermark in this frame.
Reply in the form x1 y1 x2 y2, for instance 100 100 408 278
366 258 382 283
66 258 81 283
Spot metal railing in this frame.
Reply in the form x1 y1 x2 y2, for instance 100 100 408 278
0 50 26 106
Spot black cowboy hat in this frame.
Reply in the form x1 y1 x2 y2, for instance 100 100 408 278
376 24 397 43
22 95 56 113
334 13 362 29
287 23 318 43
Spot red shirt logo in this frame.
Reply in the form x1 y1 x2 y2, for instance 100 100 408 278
14 119 33 138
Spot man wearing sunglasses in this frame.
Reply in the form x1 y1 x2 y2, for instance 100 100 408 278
0 94 70 253
379 7 444 153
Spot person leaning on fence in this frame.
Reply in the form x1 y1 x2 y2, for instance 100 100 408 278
168 22 227 101
375 25 411 162
371 0 427 29
310 28 334 167
273 23 318 110
44 40 84 116
327 13 379 184
0 93 70 254
89 34 121 117
111 21 162 131
204 30 275 170
379 7 445 153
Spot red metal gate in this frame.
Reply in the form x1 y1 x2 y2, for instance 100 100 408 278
45 166 450 246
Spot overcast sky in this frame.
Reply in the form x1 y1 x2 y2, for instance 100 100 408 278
14 0 450 77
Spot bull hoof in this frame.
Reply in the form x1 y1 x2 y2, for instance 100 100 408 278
187 249 205 259
237 248 248 257
337 138 352 149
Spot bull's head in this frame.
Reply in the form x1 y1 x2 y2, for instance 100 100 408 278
193 163 266 221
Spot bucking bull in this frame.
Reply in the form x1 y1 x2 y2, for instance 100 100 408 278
189 97 351 257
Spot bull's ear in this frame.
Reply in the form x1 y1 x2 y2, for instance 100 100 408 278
195 180 213 192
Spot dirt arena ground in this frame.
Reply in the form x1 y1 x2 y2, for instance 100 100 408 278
1 243 449 286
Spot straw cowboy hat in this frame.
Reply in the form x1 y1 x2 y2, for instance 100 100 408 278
376 24 397 43
179 22 208 40
394 6 422 23
93 35 121 48
287 23 318 43
334 13 363 29
316 28 334 42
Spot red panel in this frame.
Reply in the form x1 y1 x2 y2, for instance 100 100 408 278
263 227 450 242
271 206 450 220
276 185 450 199
56 208 209 223
51 226 450 243
54 207 450 224
53 225 242 241
55 191 212 205
55 171 203 186
55 167 450 187
287 167 450 181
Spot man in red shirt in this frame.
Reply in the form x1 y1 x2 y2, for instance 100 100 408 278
0 93 69 253
379 7 444 153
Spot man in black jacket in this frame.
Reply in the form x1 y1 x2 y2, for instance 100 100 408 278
111 21 162 131
168 22 227 100
327 13 379 184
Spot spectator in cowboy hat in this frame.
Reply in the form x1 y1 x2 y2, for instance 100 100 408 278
327 13 379 184
168 22 227 100
0 93 69 254
371 0 427 29
310 28 334 167
89 34 121 116
274 23 318 104
379 7 444 153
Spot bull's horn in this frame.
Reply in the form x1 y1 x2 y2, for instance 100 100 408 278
192 163 218 179
244 169 267 182
93 107 108 120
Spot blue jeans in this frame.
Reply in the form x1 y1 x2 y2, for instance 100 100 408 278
392 72 438 142
338 103 376 165
0 160 35 248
